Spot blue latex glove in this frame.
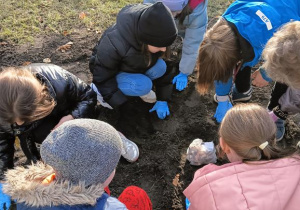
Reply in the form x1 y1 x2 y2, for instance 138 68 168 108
214 78 233 96
172 72 188 91
214 101 233 123
185 197 191 210
149 101 170 119
0 183 11 210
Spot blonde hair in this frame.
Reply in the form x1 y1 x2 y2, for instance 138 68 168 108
197 18 240 94
219 103 298 161
262 21 300 89
0 67 56 125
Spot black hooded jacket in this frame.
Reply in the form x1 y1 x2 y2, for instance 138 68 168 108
0 64 97 180
90 4 174 108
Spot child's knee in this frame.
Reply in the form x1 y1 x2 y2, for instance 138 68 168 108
146 59 167 80
135 76 153 95
117 74 152 96
156 58 167 75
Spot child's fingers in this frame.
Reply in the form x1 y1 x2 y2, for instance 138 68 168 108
172 77 177 84
251 73 256 79
149 107 155 113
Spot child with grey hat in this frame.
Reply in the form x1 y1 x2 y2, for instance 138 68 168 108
2 119 152 210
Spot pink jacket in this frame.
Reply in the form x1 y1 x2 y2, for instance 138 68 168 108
184 158 300 210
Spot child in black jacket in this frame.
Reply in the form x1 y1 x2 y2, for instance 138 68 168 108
0 63 97 181
89 2 177 120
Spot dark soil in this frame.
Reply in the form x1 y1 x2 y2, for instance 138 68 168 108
1 29 300 210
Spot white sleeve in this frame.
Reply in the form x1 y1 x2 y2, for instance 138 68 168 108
103 196 128 210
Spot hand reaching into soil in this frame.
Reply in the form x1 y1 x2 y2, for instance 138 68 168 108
251 69 269 87
53 115 74 130
149 101 170 119
214 101 233 123
173 72 188 91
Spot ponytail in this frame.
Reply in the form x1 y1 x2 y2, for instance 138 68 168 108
220 104 300 162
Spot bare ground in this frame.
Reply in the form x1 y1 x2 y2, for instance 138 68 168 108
1 28 300 210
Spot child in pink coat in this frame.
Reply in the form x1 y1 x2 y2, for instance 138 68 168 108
184 103 300 210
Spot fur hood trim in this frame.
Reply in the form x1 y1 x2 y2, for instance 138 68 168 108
3 162 104 207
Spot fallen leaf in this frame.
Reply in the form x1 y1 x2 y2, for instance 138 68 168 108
22 61 31 66
38 16 43 23
172 174 180 186
15 137 21 149
56 41 73 52
63 30 68 36
0 42 8 46
79 12 86 20
43 58 51 63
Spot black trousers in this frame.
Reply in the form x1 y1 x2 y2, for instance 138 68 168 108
20 115 60 163
268 82 288 110
235 66 252 93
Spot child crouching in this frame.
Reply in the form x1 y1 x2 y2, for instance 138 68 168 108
3 119 152 209
184 104 300 210
262 21 300 140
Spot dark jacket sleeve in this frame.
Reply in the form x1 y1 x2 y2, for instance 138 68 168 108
26 64 98 119
0 131 15 180
268 82 289 120
91 35 128 108
62 70 97 119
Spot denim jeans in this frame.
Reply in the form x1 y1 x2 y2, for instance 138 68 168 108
116 58 166 96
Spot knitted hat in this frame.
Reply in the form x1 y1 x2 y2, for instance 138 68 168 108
138 2 177 47
162 0 189 12
41 119 122 186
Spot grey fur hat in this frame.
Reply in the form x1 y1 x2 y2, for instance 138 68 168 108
41 119 122 186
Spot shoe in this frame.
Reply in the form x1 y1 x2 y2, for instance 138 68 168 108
90 83 113 109
213 94 231 103
140 90 156 103
275 118 285 141
231 86 252 102
119 132 139 163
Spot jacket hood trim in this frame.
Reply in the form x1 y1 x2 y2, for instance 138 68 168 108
3 163 105 207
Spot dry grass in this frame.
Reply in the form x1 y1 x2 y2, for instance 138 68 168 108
0 0 234 44
207 0 234 27
208 0 234 19
0 0 140 43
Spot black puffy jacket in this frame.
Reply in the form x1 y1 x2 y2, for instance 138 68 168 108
90 4 174 108
0 64 97 180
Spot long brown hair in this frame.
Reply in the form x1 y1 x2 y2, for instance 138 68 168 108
0 67 56 125
197 18 240 94
141 44 171 67
219 103 300 162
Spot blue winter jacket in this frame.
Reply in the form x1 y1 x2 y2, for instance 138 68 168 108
216 0 300 95
223 0 300 69
143 0 208 75
17 194 110 210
